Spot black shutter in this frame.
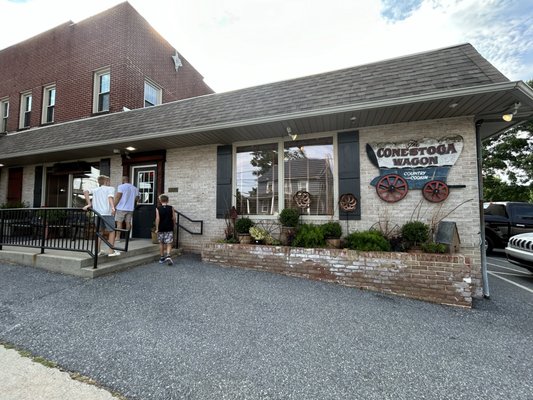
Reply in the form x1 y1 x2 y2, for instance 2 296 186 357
99 158 111 176
216 145 232 219
338 131 361 220
33 166 43 207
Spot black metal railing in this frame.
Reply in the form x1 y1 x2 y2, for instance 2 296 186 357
0 207 129 269
175 210 203 248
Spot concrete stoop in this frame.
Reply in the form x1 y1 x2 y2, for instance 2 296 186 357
0 240 182 278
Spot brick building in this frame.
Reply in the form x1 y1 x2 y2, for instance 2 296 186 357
0 3 532 303
0 2 212 133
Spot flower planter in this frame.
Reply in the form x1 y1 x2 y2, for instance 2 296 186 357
238 233 251 244
202 243 473 308
326 238 341 248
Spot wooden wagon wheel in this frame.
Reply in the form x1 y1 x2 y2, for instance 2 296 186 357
339 193 357 212
293 190 311 209
376 174 408 203
422 180 449 203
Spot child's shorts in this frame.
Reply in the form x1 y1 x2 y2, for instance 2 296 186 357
158 231 174 244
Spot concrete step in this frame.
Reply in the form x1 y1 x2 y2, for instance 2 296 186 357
0 240 182 278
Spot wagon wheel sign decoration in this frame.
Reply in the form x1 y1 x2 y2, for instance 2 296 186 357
293 190 311 209
339 193 357 212
366 136 464 203
375 174 408 203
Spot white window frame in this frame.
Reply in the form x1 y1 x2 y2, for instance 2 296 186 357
144 79 162 107
41 84 56 124
93 68 110 113
232 132 339 219
0 98 8 133
19 92 32 129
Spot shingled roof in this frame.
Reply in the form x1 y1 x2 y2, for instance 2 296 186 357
1 43 532 166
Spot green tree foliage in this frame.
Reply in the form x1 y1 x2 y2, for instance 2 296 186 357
482 79 533 201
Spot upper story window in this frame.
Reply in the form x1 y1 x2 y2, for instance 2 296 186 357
144 80 162 107
0 98 8 133
42 85 56 124
93 68 110 113
19 92 32 129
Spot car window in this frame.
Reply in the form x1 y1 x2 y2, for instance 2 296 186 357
513 204 533 223
485 204 508 217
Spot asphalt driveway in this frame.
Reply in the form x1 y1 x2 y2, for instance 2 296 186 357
0 254 532 399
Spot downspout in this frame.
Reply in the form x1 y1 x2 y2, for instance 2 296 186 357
475 119 490 298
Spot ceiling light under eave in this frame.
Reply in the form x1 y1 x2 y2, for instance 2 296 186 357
125 146 136 151
502 102 521 122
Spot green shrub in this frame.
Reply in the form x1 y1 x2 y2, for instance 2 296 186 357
279 208 300 227
344 230 391 252
421 242 447 254
321 221 342 238
292 224 326 248
401 221 430 246
0 201 30 209
234 217 254 234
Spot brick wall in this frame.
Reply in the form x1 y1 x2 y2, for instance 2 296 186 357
0 2 212 132
202 243 473 307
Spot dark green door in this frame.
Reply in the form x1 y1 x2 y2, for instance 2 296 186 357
132 165 158 238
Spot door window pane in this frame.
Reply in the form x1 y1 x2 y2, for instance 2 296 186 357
137 170 155 205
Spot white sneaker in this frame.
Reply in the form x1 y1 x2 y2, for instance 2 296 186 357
108 250 121 257
98 250 107 256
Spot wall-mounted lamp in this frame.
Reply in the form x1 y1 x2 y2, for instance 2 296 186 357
502 102 521 122
286 126 298 141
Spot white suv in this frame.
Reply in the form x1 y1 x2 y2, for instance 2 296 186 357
506 232 533 273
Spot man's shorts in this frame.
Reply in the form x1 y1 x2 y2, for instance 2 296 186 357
158 231 174 244
98 215 116 232
115 210 133 224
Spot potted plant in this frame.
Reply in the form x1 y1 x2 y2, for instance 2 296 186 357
151 223 159 244
321 221 342 248
400 221 430 251
279 208 300 245
235 217 254 244
249 226 268 244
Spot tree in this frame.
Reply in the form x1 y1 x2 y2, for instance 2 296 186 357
482 79 533 201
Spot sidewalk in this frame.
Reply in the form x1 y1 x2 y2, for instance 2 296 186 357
0 345 117 400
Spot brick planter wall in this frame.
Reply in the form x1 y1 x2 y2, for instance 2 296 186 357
202 244 473 308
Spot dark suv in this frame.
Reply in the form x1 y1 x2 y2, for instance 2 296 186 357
484 202 533 253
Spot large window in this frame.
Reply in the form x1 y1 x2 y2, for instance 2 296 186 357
144 80 162 107
236 143 278 215
19 92 31 128
284 138 334 215
42 85 56 124
0 98 8 132
235 137 334 216
93 69 110 113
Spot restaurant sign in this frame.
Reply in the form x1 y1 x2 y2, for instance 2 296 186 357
367 136 464 202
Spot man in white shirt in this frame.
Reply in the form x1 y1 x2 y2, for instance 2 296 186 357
83 175 120 257
114 176 140 238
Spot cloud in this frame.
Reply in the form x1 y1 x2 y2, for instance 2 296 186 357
380 0 423 21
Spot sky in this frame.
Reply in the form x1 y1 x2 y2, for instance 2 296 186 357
1 0 532 93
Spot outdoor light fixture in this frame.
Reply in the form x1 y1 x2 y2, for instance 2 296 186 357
286 126 298 141
502 102 521 122
125 146 136 151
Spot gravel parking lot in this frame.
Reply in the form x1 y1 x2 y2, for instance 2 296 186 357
1 254 532 400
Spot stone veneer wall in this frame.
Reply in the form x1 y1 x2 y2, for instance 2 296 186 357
202 243 473 308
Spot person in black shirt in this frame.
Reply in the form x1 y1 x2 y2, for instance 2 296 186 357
155 194 177 265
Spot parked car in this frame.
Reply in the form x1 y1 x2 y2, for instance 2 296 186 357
505 232 533 273
484 202 533 253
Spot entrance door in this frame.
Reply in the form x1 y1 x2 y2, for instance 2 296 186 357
7 167 23 205
132 165 157 238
